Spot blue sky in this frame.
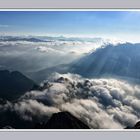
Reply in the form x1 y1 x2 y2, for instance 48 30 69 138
0 11 140 42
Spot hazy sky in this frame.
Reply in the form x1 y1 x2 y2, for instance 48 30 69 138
0 11 140 42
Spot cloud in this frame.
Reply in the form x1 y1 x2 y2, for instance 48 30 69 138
0 36 123 55
1 72 140 129
13 99 60 121
0 35 126 78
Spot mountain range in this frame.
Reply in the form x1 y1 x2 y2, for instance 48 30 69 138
30 43 140 83
0 36 49 42
72 43 140 79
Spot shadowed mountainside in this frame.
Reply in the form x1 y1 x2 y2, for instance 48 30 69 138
71 43 140 80
0 70 38 100
35 111 90 129
29 43 140 83
126 121 140 129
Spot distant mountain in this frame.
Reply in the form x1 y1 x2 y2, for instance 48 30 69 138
70 43 140 80
0 70 38 100
0 36 103 43
35 111 90 129
0 36 50 42
30 43 140 83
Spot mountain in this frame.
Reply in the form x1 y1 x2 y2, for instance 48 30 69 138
35 111 90 129
0 108 35 129
126 121 140 129
133 121 140 129
30 43 140 83
70 43 140 80
0 70 38 100
0 36 49 42
0 111 90 129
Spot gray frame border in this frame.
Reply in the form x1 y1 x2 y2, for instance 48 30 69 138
0 0 140 8
0 0 140 138
0 131 140 140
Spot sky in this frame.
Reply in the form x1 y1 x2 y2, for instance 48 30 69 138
0 11 140 42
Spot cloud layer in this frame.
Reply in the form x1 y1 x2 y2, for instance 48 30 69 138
0 36 105 75
1 72 140 129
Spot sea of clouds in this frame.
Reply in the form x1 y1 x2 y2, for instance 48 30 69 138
1 72 140 129
0 36 126 76
0 36 106 74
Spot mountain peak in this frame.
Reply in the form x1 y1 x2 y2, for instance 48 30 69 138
0 70 38 100
36 111 90 129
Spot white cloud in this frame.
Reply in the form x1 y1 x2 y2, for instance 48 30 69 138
2 72 140 129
